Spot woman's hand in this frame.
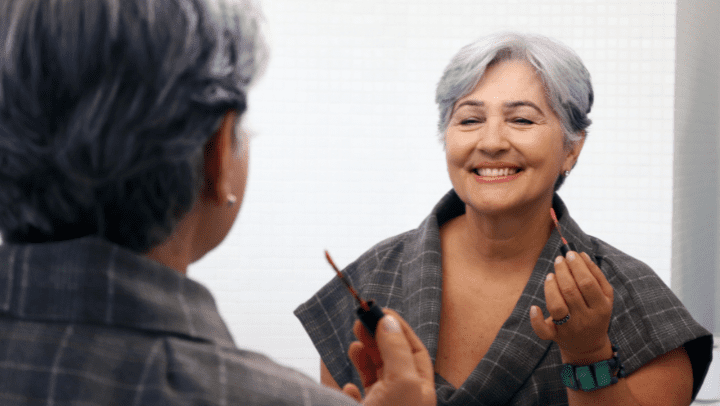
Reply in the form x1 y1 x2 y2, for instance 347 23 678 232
342 309 436 406
529 251 615 363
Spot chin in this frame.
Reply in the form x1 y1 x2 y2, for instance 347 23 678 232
462 192 546 218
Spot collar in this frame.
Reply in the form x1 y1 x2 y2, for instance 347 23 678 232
0 237 234 347
401 189 594 404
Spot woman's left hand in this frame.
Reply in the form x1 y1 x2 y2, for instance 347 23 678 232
530 251 615 362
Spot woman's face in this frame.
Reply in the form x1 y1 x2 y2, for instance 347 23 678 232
445 59 582 216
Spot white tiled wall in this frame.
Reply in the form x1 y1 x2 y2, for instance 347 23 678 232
673 0 719 338
674 0 719 403
190 0 678 381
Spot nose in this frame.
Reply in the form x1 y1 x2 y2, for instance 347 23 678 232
475 116 511 157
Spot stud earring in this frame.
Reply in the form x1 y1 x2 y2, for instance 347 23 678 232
564 170 571 177
227 194 237 207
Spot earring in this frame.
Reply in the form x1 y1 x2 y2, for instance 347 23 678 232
227 193 237 207
564 170 571 177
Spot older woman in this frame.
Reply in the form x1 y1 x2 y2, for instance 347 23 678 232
296 33 713 405
0 0 436 405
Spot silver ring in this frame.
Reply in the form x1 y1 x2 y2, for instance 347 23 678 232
553 314 570 325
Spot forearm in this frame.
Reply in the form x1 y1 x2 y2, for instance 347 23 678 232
561 341 641 406
562 344 692 406
566 378 643 406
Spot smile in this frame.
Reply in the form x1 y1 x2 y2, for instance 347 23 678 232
472 167 522 183
473 168 520 177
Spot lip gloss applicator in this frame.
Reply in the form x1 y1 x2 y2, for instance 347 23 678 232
325 250 385 336
550 208 572 256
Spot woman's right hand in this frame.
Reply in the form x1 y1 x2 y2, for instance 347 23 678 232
342 309 436 406
529 251 614 363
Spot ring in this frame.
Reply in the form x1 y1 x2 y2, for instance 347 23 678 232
553 314 570 325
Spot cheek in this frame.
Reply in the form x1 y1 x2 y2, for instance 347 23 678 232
444 132 474 167
518 132 566 168
445 147 467 173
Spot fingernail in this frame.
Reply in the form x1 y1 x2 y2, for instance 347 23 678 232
546 273 554 281
530 306 538 318
566 251 576 261
555 256 563 264
381 315 401 334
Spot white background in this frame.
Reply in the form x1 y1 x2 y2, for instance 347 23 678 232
189 0 678 381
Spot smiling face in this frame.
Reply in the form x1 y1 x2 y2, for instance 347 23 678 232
445 59 583 216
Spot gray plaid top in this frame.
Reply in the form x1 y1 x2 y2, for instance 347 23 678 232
0 237 357 406
295 190 713 406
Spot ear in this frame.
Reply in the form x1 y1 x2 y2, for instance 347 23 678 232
563 132 586 171
202 110 238 205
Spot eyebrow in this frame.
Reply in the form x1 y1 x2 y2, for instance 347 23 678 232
453 100 545 116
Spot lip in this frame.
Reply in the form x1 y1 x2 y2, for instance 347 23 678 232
474 172 522 183
471 162 523 183
473 162 521 169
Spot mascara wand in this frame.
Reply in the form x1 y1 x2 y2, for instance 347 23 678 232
550 208 572 256
325 250 385 336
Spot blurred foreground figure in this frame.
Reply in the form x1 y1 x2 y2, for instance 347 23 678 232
0 0 435 404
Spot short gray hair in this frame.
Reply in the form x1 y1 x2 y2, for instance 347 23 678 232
436 32 593 146
0 0 268 251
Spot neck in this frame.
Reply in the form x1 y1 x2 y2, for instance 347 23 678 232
446 194 555 274
144 208 203 275
145 233 192 274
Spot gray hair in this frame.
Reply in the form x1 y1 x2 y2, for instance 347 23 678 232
436 32 593 146
0 0 268 251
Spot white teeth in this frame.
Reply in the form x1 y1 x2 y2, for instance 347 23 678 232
475 168 519 177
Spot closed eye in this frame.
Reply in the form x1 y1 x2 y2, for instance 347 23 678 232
460 118 484 125
512 118 534 125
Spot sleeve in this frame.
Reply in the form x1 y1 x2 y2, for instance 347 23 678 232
596 243 713 400
294 231 413 392
221 345 360 406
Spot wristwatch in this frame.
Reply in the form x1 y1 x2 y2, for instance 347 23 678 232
561 345 626 392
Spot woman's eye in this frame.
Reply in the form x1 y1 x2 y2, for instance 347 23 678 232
460 118 483 125
513 118 534 125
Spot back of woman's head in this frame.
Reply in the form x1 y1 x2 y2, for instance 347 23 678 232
0 0 267 251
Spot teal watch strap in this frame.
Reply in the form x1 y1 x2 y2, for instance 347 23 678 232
560 345 626 392
575 365 597 390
